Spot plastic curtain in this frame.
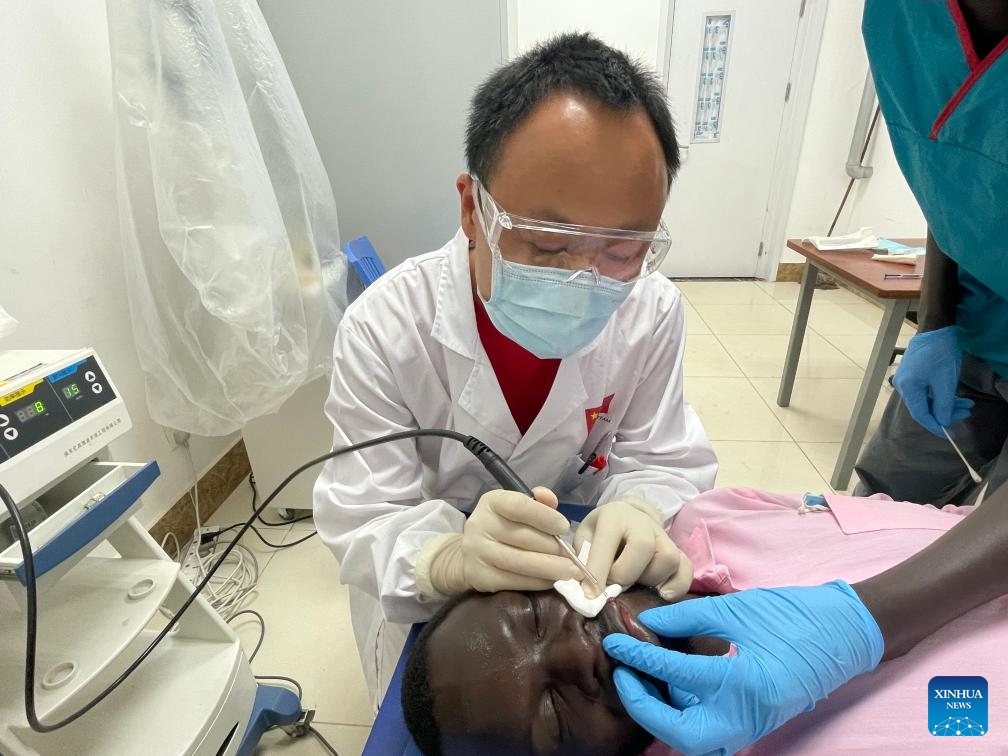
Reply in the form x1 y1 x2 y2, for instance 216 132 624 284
107 0 347 435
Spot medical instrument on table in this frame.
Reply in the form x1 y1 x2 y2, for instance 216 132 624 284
940 426 989 507
2 388 599 747
805 227 879 251
604 580 884 756
873 254 922 265
883 272 923 280
874 238 926 255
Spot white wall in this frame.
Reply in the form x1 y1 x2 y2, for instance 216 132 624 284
782 0 926 263
509 0 662 68
259 0 505 270
0 3 238 526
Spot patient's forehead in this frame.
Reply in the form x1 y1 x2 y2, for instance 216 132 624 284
432 591 513 649
426 591 525 688
426 593 534 751
422 588 687 756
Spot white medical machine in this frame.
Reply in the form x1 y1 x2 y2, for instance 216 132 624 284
0 349 297 755
243 376 332 518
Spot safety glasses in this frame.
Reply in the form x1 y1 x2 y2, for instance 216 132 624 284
471 177 671 284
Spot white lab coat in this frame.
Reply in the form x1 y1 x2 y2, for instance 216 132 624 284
313 229 717 706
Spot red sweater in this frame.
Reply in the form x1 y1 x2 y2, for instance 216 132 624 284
472 295 560 435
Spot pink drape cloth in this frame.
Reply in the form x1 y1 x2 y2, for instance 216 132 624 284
641 487 1006 755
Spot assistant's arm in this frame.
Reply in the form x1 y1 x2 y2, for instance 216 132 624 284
854 481 1008 659
890 231 973 435
917 230 960 332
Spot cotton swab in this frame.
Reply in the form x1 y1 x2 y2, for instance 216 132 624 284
940 426 983 484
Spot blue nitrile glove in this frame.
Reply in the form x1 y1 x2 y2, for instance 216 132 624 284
893 326 974 437
603 581 884 756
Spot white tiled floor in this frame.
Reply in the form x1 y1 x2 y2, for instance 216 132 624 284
675 280 904 488
215 279 910 755
202 485 374 755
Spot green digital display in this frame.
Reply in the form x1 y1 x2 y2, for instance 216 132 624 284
62 383 80 399
15 402 44 423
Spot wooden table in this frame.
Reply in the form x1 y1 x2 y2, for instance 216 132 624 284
777 238 924 490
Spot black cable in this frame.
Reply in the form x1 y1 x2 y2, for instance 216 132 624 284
254 674 303 702
3 427 524 733
249 525 317 549
227 609 266 663
250 472 313 526
310 725 340 755
217 522 318 549
1 483 41 736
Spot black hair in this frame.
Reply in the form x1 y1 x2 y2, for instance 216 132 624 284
465 32 680 188
401 590 480 756
402 589 656 756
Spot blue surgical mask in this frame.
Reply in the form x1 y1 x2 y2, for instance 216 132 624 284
480 255 633 359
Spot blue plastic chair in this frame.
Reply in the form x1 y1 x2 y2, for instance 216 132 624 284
343 235 387 302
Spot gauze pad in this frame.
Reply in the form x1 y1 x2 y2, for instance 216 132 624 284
553 541 622 618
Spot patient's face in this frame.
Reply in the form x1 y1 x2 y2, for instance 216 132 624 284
426 588 708 756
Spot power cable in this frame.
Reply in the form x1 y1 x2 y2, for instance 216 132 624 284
2 427 523 732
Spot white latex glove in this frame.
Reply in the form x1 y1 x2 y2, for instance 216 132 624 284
414 487 582 597
575 496 693 600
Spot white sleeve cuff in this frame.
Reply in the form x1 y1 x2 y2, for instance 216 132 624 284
413 532 461 600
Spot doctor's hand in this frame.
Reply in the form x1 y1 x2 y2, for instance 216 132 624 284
575 496 692 599
415 487 582 597
603 581 885 756
893 326 974 436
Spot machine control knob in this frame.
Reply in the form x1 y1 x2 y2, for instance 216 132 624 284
84 371 96 382
91 383 103 394
3 427 17 441
0 414 8 427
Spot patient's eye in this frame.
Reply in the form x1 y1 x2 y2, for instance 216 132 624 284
546 688 564 744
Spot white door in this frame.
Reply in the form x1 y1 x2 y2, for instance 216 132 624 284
661 0 803 278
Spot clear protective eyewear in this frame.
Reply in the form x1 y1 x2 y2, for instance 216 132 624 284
471 177 671 284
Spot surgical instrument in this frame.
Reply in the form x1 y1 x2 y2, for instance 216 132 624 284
472 438 601 588
554 535 600 588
